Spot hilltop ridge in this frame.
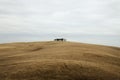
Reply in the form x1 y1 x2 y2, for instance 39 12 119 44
0 41 120 80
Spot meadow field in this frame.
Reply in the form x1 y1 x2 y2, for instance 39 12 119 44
0 41 120 80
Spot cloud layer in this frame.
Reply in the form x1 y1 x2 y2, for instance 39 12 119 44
0 0 120 46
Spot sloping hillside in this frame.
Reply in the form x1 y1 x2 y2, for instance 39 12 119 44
0 41 120 80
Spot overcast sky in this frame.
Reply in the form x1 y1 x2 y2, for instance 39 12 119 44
0 0 120 47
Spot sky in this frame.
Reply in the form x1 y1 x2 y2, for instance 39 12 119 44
0 0 120 47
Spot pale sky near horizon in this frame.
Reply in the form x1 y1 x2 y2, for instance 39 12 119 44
0 0 120 47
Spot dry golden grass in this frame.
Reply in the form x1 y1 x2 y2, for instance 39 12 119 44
0 41 120 80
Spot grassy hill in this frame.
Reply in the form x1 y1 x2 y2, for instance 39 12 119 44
0 41 120 80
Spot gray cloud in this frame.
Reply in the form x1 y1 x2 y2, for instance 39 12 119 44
0 0 120 46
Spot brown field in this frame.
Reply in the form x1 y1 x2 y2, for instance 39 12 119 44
0 41 120 80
